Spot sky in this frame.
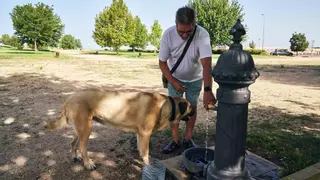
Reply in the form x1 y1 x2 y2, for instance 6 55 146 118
0 0 319 49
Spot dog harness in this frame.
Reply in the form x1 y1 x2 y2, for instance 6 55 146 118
168 96 176 121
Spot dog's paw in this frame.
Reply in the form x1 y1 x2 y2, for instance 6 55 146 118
73 157 83 163
142 157 150 165
85 163 96 170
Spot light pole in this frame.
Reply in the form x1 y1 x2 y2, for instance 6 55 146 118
262 14 265 51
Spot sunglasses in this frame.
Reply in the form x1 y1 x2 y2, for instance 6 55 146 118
176 25 195 37
177 29 194 36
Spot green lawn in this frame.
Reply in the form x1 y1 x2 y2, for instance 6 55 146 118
1 46 287 60
83 49 287 60
84 50 158 59
247 120 320 177
0 46 69 59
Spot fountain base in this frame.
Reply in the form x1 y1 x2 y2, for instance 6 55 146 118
161 146 281 180
182 147 214 178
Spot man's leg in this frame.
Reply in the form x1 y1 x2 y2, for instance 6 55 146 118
168 83 183 143
183 79 202 148
162 82 183 154
185 105 197 140
171 119 180 144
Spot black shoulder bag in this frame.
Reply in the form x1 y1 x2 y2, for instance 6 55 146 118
162 25 197 88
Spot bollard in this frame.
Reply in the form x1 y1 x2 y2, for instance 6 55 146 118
207 19 260 180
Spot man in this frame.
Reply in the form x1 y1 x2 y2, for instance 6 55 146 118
158 6 217 154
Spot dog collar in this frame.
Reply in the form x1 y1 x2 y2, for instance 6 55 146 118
168 96 175 121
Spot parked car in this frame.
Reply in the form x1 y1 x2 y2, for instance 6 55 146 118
270 49 293 56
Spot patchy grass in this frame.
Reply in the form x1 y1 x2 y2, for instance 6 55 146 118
0 80 10 91
252 54 289 59
81 49 285 60
246 105 320 177
188 104 320 178
247 129 319 177
213 54 281 60
0 47 69 59
83 50 158 59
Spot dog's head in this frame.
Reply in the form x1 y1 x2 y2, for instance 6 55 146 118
168 96 194 124
155 95 194 131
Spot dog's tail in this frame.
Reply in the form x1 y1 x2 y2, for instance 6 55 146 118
44 105 68 130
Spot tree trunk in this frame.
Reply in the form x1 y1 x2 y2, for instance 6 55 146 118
34 39 38 51
133 46 135 53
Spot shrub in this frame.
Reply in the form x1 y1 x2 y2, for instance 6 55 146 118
212 48 269 56
246 49 269 55
126 48 158 53
249 40 256 49
60 34 77 49
212 49 227 54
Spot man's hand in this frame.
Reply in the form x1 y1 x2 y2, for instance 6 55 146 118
200 56 217 110
203 91 217 110
159 60 186 93
172 80 186 94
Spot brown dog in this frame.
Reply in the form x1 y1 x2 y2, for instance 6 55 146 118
44 88 194 170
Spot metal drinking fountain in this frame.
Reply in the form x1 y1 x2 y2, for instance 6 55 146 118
207 19 260 180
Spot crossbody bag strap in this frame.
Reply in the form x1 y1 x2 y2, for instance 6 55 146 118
170 25 197 74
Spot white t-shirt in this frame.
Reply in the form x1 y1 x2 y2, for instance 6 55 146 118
158 25 212 82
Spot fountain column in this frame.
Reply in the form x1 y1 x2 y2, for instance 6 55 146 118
207 19 260 180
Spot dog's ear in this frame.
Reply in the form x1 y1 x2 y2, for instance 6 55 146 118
178 102 188 115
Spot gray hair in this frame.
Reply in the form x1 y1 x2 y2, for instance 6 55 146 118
175 6 196 25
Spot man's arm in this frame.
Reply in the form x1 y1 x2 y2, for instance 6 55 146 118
199 29 216 109
201 56 216 109
199 30 213 90
158 32 175 84
159 60 176 84
159 61 186 93
158 31 186 93
201 57 212 90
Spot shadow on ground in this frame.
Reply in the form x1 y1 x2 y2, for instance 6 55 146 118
247 103 320 177
0 73 169 180
256 65 320 88
1 72 319 179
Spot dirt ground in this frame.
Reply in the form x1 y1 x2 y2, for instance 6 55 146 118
0 52 319 180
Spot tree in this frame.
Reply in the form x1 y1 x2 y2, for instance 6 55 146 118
60 34 77 49
92 0 135 54
9 35 24 50
188 0 246 46
0 34 12 45
289 32 309 55
130 16 149 52
149 20 162 53
0 34 23 49
10 2 64 51
75 39 82 49
249 40 256 49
